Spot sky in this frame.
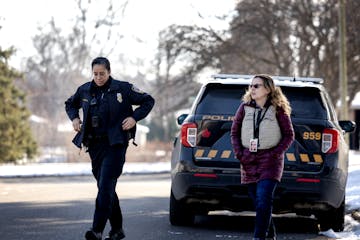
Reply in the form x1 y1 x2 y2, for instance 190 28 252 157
0 0 236 75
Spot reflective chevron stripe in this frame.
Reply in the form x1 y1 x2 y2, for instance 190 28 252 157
194 149 323 163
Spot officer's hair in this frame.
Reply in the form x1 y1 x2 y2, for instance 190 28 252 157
91 57 111 72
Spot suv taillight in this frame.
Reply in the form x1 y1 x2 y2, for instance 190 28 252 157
181 122 197 147
322 128 339 153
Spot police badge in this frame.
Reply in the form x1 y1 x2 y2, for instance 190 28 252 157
117 93 123 103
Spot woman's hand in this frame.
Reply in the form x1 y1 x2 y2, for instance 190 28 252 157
72 118 82 132
122 117 136 130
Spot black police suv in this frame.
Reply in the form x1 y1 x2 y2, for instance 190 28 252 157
170 74 356 231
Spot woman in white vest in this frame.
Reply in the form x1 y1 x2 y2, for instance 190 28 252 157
231 74 294 240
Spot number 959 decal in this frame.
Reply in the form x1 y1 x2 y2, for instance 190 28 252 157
303 131 321 140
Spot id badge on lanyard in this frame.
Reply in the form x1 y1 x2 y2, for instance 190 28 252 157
251 106 269 152
249 138 258 152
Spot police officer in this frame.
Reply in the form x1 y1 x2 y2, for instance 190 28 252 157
65 57 155 240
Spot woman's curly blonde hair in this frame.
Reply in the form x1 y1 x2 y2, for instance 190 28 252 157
242 74 292 116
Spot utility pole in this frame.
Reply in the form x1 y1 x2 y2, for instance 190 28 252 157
339 0 348 121
339 0 350 145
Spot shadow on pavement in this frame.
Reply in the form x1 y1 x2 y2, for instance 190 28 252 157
0 196 319 240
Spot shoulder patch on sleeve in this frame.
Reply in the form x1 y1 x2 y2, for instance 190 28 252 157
131 85 144 94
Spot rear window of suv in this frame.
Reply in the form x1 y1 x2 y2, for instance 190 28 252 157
282 86 327 119
195 83 327 119
196 84 246 115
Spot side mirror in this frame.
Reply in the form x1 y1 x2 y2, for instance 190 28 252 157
177 114 188 125
339 120 356 133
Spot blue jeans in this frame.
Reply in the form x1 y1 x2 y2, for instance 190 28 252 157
88 140 127 233
248 179 278 239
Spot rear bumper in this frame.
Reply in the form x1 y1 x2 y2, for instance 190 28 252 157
171 172 253 212
277 167 346 213
171 167 346 214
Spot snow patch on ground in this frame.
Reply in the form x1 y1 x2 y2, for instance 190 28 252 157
0 161 171 177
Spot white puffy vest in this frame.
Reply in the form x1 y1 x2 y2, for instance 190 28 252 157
241 105 281 149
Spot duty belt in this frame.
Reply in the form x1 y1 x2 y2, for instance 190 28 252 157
87 135 108 141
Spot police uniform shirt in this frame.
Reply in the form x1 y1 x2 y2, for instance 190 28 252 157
87 79 111 138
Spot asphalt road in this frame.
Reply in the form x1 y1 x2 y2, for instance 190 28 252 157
0 174 330 240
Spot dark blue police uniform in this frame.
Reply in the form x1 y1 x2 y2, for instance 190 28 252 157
65 76 154 235
65 76 154 148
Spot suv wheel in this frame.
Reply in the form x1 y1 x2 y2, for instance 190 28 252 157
317 198 345 232
169 190 195 226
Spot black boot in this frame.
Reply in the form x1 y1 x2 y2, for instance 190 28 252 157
85 229 102 240
104 228 125 240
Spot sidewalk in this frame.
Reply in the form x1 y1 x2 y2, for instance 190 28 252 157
0 161 171 178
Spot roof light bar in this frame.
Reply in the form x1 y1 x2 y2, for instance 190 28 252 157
211 74 324 84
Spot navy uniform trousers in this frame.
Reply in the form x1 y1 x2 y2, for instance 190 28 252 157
87 138 127 233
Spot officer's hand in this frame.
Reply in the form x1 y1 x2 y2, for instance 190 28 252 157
72 118 82 132
122 117 136 130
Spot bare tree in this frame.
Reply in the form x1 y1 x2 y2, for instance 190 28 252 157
153 0 360 111
152 24 225 140
227 0 360 107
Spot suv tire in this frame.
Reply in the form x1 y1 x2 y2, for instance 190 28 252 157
169 190 195 226
317 198 345 232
